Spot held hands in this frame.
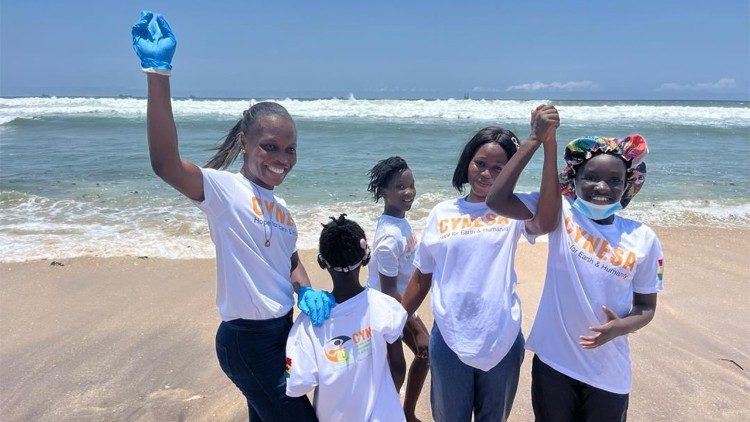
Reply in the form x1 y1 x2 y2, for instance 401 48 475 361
131 11 176 76
579 305 625 349
297 286 336 326
530 104 560 145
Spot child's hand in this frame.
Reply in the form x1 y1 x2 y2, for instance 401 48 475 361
579 305 625 349
297 286 336 326
530 104 560 145
131 11 176 75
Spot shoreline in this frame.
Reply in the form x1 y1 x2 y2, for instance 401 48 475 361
2 226 749 420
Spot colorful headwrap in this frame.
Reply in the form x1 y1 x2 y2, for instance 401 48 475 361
559 134 648 208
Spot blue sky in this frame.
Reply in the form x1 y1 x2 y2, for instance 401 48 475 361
1 0 748 100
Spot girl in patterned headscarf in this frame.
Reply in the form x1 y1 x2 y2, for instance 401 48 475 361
487 131 665 421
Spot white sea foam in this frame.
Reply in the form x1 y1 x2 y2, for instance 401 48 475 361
1 97 748 127
1 192 748 262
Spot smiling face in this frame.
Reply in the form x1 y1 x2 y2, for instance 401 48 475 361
241 115 297 189
466 142 509 202
381 168 416 218
574 153 627 205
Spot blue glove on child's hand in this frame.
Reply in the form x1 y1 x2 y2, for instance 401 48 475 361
297 286 336 326
131 11 176 75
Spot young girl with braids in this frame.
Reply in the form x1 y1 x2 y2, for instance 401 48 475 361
131 11 333 421
286 214 408 422
486 133 663 421
366 157 428 422
402 105 560 421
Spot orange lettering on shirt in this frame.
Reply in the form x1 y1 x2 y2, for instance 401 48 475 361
583 234 600 254
352 326 372 343
472 217 485 228
274 207 285 225
623 252 637 271
263 199 275 214
573 226 586 243
564 216 574 234
439 219 449 234
496 215 510 226
610 247 624 266
251 197 263 217
596 240 610 260
485 213 497 226
451 218 463 230
461 217 472 229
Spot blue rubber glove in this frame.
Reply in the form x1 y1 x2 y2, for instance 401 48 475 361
131 11 176 75
297 286 336 326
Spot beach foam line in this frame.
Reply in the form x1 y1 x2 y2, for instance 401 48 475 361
1 97 749 127
1 192 748 262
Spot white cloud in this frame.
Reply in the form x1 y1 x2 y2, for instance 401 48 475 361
657 78 737 92
505 80 598 92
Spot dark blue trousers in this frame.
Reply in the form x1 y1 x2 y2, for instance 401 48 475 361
216 312 317 422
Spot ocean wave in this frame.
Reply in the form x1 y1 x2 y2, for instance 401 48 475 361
1 192 747 262
1 97 748 127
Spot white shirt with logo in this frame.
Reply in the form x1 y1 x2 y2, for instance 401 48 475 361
285 288 407 422
367 215 418 296
525 196 665 394
414 195 536 371
194 168 299 321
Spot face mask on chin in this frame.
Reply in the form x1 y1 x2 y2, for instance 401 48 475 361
572 197 623 221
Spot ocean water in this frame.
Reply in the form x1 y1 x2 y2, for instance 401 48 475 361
1 97 748 262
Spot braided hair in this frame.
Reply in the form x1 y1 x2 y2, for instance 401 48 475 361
367 156 409 202
318 214 368 269
205 102 295 169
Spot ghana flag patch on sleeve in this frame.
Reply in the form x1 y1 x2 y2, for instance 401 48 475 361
285 357 292 378
657 258 664 281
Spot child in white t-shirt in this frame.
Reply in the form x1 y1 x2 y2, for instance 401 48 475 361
286 214 408 422
487 133 663 421
366 156 428 422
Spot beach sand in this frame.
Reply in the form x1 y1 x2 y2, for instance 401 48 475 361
1 226 748 421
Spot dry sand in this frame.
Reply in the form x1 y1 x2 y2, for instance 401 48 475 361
1 226 748 421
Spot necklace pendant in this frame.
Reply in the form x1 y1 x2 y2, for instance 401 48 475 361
265 239 271 247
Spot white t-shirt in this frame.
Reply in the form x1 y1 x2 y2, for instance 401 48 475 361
366 215 418 296
413 195 536 371
194 168 299 321
285 288 407 422
525 196 665 394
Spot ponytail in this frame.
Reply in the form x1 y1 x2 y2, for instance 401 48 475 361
204 102 295 170
205 119 244 170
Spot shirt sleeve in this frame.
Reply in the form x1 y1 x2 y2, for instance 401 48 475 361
378 294 408 344
373 233 402 278
515 191 540 216
192 168 232 217
285 317 319 397
413 210 436 274
632 232 665 294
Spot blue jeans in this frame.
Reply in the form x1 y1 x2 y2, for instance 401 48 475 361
216 312 317 422
429 324 524 422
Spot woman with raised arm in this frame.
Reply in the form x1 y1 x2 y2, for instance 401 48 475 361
401 105 560 421
131 11 332 421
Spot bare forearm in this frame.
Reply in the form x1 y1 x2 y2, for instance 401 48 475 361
616 304 656 336
146 74 181 174
290 252 312 292
486 136 541 218
527 141 561 234
401 271 431 315
387 342 406 390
